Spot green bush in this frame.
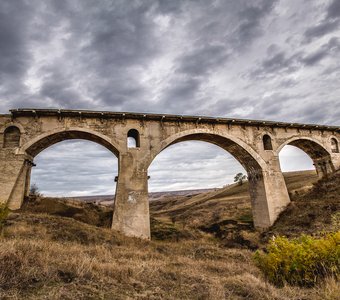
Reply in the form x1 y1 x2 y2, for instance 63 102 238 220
254 232 340 287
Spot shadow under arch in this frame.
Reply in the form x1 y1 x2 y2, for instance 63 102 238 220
275 136 331 159
20 128 120 157
276 137 334 177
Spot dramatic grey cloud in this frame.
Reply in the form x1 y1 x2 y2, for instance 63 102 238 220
1 0 339 195
304 0 340 41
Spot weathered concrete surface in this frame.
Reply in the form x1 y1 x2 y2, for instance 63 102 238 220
1 109 339 239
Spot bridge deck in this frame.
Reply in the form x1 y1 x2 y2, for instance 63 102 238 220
5 108 340 132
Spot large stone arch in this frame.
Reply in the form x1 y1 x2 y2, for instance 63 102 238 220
19 127 120 157
4 127 120 210
146 129 267 172
144 129 289 231
275 136 334 177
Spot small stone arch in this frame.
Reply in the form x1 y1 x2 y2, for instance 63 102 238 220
3 126 21 148
127 129 140 148
331 137 339 153
263 134 273 150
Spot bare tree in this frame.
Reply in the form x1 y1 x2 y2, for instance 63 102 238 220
30 184 42 197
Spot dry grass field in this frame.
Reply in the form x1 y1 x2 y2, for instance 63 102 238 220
0 170 339 299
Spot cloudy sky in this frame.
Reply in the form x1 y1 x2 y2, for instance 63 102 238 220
1 0 339 195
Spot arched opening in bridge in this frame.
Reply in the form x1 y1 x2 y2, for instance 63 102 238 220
331 138 339 153
263 134 273 150
31 140 118 197
147 134 264 238
279 145 315 172
127 129 140 148
24 131 119 227
148 141 245 192
278 139 333 196
3 126 21 148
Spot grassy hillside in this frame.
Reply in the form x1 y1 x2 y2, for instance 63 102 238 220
20 197 113 228
0 170 339 299
1 213 338 299
268 169 340 238
150 171 320 247
150 170 318 226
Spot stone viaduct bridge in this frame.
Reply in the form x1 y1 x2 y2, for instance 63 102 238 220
0 109 339 239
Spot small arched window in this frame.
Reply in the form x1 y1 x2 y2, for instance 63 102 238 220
127 129 140 148
263 134 273 150
331 138 339 153
3 126 21 148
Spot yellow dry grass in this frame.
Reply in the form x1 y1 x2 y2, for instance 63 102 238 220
0 212 338 299
0 170 339 299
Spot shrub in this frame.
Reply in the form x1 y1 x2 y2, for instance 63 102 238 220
30 183 41 196
254 232 340 287
150 217 182 241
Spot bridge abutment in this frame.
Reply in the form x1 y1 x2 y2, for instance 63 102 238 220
0 152 32 209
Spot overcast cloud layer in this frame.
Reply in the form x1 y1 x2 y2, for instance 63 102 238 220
1 0 338 195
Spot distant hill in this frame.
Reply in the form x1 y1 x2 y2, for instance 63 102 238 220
66 188 217 206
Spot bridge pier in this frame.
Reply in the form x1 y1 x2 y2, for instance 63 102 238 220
248 157 291 229
314 157 335 178
111 153 150 239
